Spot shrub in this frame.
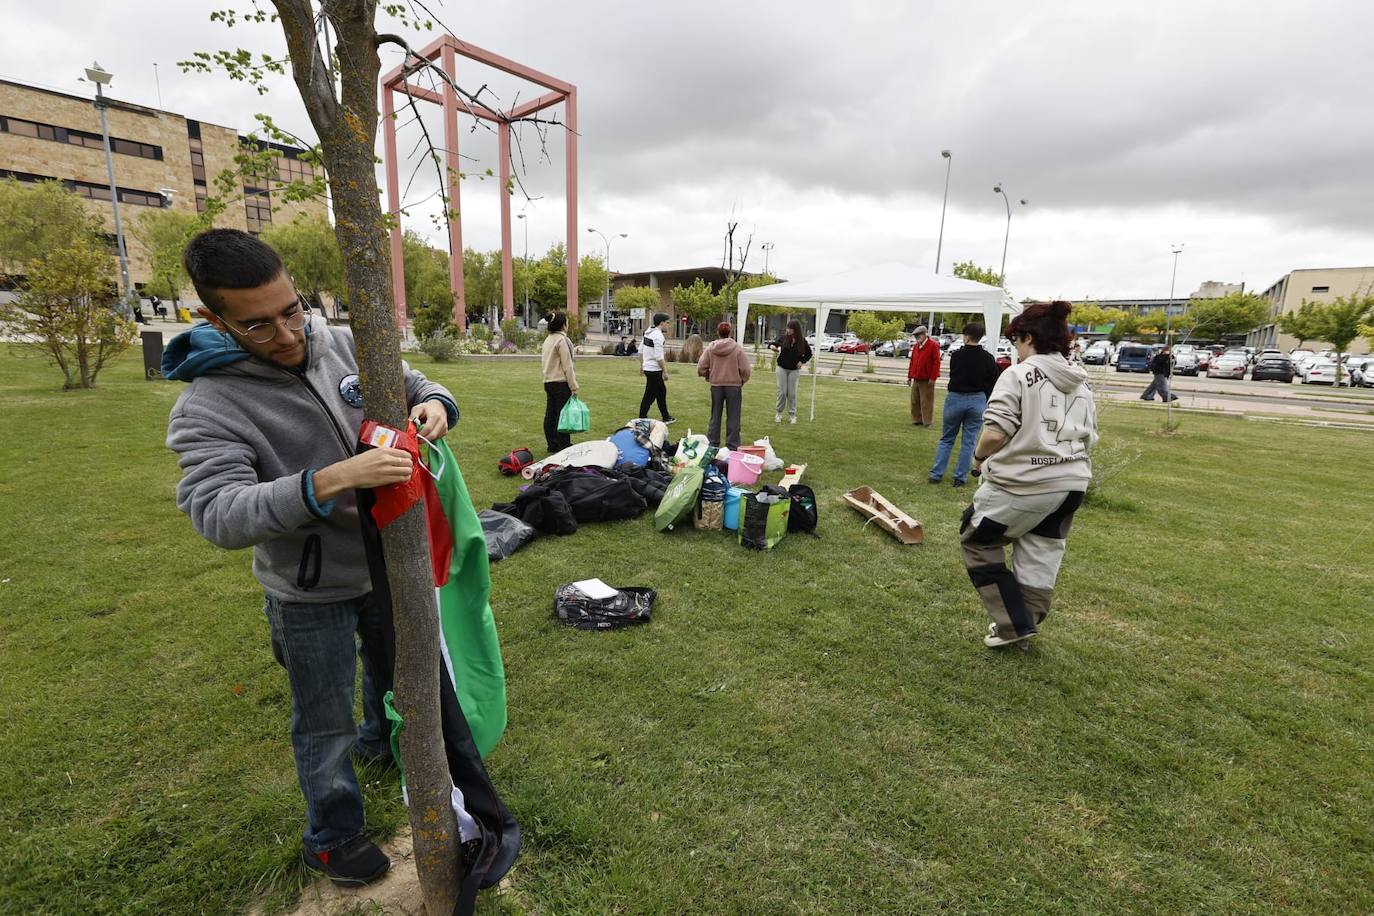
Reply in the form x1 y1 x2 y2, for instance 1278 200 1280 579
419 332 461 362
469 323 494 344
600 343 617 355
566 313 588 344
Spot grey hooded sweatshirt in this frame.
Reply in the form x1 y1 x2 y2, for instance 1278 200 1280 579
165 316 457 602
981 352 1099 496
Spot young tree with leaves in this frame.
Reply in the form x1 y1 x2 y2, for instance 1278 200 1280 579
846 311 904 372
1278 300 1323 350
670 277 723 335
0 237 133 389
1178 291 1269 342
953 260 1004 288
1293 293 1374 384
261 214 344 315
0 178 136 389
132 209 209 316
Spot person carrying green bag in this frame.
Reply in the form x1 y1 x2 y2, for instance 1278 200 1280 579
540 312 579 452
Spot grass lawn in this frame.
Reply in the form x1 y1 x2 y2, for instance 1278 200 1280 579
2 347 1372 914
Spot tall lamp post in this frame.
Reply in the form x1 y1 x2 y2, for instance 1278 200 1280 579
587 227 627 333
992 183 1027 286
1165 243 1185 429
515 213 530 326
930 149 953 331
760 241 775 275
84 63 134 309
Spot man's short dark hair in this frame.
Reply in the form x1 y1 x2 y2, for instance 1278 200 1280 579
183 228 285 314
964 321 986 339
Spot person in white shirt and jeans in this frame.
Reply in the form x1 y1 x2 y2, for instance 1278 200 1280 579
638 312 676 422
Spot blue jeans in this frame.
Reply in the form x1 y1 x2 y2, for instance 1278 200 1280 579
929 391 987 483
264 592 389 853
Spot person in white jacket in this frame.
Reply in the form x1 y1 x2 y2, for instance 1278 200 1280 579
961 301 1099 649
638 312 676 422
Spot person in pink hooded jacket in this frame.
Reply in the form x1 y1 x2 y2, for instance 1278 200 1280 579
697 321 753 449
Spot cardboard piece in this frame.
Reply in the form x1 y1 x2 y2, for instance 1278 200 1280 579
779 463 807 491
843 486 924 545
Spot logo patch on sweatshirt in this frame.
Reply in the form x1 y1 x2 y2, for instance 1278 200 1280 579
339 374 363 408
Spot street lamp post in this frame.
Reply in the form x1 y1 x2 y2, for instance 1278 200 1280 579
516 213 530 326
1165 243 1185 429
587 227 627 334
934 150 952 273
992 183 1027 287
761 241 775 275
930 149 953 330
85 62 134 310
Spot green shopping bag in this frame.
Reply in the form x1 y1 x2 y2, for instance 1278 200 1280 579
557 396 590 433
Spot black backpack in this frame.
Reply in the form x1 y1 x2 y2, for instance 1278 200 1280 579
787 484 819 535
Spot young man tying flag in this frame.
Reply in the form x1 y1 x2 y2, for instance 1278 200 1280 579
163 229 458 885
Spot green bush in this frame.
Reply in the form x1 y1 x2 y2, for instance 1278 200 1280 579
419 332 461 362
469 323 494 344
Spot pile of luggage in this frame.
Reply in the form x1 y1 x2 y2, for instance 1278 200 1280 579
485 419 815 560
653 433 816 551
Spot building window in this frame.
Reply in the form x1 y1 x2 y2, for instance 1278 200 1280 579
0 168 165 207
275 154 316 183
1311 286 1329 293
244 190 272 233
0 114 162 159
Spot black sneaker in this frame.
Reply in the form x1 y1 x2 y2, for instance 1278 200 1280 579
302 836 391 886
951 478 966 488
664 416 678 424
927 477 942 484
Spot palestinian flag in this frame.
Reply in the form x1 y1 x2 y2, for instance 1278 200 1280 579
419 436 508 758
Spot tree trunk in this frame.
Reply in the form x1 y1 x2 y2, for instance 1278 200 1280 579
273 2 461 911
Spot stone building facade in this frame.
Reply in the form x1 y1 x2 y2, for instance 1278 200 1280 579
0 77 327 290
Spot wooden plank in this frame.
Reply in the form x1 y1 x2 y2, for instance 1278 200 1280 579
842 486 924 545
778 463 807 490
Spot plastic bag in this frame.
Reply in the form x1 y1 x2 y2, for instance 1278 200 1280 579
554 583 656 629
478 509 538 561
557 396 591 433
753 437 784 471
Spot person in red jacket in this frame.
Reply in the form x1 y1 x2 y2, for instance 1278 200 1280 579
907 325 942 426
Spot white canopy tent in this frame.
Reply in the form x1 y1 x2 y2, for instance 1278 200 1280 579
735 262 1023 420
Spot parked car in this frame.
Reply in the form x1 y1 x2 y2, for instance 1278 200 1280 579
1207 353 1248 379
1301 357 1338 385
1172 346 1200 376
1115 344 1153 373
1289 349 1316 375
875 338 913 358
806 333 840 351
1251 354 1296 383
1083 342 1111 365
1196 350 1213 370
1341 354 1374 386
993 339 1014 371
836 338 871 354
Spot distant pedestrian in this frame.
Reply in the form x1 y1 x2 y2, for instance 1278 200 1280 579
963 301 1098 649
768 318 812 423
907 324 941 426
697 322 752 449
639 312 675 422
614 336 630 356
540 312 579 453
1140 346 1178 402
929 322 999 487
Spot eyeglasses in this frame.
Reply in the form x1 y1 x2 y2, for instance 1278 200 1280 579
224 303 310 344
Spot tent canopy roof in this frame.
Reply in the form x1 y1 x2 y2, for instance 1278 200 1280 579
736 262 1021 315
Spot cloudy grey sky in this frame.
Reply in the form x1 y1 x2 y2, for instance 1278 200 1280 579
5 0 1372 299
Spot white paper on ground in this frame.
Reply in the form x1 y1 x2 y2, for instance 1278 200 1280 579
571 578 618 600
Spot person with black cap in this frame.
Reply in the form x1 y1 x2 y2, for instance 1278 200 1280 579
639 312 676 422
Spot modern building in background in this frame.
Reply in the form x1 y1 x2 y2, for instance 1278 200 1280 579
1248 267 1372 354
1079 281 1244 319
0 77 327 291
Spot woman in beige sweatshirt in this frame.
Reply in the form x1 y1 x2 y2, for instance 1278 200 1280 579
961 301 1099 649
540 313 579 453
